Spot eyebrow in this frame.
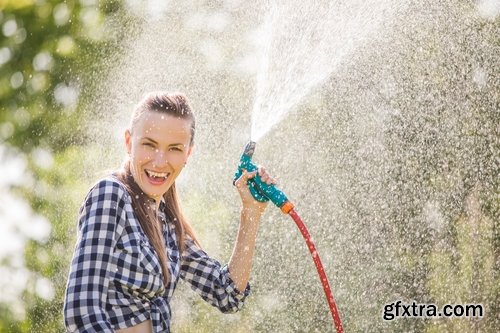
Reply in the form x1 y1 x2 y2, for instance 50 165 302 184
141 137 185 147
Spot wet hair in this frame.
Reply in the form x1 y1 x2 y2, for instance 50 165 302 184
116 92 200 286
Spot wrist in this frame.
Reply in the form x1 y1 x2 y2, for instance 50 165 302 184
241 206 263 223
241 204 265 214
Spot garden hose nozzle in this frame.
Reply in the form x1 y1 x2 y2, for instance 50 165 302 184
234 141 294 214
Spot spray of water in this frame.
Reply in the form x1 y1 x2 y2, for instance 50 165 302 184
250 0 408 142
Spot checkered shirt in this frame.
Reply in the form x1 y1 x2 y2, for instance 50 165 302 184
64 176 250 332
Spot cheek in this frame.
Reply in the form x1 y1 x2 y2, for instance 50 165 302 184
131 147 152 164
166 152 187 169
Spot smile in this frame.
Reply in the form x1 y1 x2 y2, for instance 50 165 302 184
144 169 171 184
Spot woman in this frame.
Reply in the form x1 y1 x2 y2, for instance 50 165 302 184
64 92 275 332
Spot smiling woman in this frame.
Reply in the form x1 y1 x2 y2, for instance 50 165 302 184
118 92 198 291
63 91 277 333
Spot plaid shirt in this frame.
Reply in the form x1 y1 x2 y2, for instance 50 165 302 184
64 177 250 332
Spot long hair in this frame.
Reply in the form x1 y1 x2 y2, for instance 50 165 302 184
116 92 201 286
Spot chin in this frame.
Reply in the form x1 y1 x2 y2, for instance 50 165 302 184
149 184 173 198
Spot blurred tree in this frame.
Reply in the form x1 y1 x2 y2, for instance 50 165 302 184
0 0 132 331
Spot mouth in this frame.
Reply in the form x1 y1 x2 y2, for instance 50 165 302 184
144 169 171 185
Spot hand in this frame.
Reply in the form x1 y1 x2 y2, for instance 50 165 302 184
234 166 277 214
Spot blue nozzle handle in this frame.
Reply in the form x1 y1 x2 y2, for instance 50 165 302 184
234 141 290 208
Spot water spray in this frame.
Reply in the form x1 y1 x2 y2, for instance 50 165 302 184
234 141 344 333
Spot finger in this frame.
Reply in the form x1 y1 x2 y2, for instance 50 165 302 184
266 177 277 185
235 170 256 187
246 170 257 179
257 166 277 185
258 166 266 177
258 166 270 181
260 173 269 183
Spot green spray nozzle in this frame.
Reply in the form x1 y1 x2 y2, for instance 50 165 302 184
234 141 294 214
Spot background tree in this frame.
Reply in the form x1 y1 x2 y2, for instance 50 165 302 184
0 0 131 331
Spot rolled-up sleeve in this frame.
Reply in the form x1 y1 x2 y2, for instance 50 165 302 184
64 179 126 332
180 238 250 313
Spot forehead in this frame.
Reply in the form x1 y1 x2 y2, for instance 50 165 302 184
134 111 192 142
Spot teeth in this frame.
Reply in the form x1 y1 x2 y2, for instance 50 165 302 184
145 170 169 178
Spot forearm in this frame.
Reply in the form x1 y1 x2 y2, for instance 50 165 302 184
228 208 262 291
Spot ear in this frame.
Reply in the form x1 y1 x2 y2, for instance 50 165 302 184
125 129 132 154
186 144 194 162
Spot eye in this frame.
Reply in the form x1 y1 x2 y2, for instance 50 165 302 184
143 142 155 148
169 146 183 152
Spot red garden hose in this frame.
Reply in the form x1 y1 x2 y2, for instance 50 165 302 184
288 209 344 333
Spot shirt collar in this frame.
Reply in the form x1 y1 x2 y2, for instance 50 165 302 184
159 196 166 212
144 195 166 213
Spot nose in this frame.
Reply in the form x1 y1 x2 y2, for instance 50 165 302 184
152 149 168 168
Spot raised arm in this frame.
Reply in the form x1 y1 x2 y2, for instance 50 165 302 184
180 167 273 313
228 166 273 291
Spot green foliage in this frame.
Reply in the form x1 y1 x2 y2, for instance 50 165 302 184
0 303 23 333
13 145 111 331
0 0 130 331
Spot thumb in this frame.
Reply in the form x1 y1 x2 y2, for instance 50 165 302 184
234 169 257 188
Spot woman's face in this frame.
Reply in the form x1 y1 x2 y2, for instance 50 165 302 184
125 110 193 203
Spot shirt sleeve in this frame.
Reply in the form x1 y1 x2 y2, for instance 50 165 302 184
180 237 251 313
64 179 127 332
